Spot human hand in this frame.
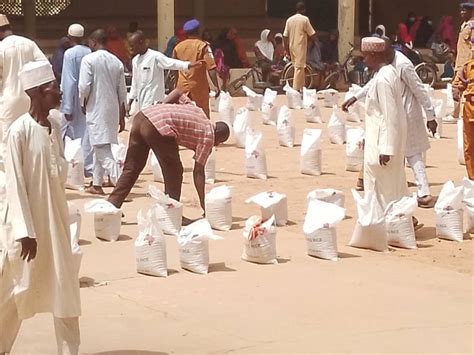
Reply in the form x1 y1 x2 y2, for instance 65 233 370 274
19 237 37 262
427 120 438 137
65 114 73 122
452 87 461 102
379 155 391 166
342 97 357 112
190 60 205 69
214 88 221 98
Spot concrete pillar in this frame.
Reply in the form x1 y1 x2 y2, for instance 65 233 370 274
157 0 175 52
338 0 356 62
193 0 205 33
22 0 36 38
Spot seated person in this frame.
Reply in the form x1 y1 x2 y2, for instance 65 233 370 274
254 29 275 82
307 36 324 71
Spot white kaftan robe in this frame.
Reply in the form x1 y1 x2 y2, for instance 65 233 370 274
1 112 81 321
364 65 408 209
0 35 47 141
129 48 189 110
78 49 127 146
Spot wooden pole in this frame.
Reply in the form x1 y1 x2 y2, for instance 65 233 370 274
338 0 356 62
157 0 175 52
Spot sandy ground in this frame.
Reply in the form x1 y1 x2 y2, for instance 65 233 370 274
12 92 473 354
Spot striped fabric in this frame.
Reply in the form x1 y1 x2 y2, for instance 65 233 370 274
143 102 215 165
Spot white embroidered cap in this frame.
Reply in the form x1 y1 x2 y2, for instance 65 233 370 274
361 37 385 53
0 14 10 27
19 61 56 91
68 24 84 37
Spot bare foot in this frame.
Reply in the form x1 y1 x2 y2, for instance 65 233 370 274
86 185 106 196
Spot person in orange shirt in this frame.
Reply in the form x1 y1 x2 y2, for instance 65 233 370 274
173 19 220 118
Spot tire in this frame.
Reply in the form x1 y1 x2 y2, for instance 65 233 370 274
228 74 249 96
322 72 340 90
415 64 437 87
281 64 314 88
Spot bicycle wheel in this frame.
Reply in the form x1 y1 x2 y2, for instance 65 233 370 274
415 63 437 87
281 64 313 88
228 74 249 96
322 71 340 90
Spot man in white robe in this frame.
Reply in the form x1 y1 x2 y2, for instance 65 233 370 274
0 61 81 354
0 15 47 144
343 38 438 208
60 23 93 177
360 37 408 210
79 29 127 195
128 31 202 112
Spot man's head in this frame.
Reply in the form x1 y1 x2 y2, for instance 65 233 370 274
460 2 474 22
214 122 230 146
296 1 306 14
68 23 85 43
183 19 200 37
361 37 386 71
227 27 238 41
129 30 148 56
19 61 61 110
383 37 395 64
407 12 417 24
0 14 12 40
88 29 107 51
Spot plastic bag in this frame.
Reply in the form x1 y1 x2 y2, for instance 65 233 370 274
242 215 277 264
319 88 339 108
344 91 362 123
67 202 83 273
233 107 251 148
457 119 465 165
303 199 345 261
277 105 296 148
210 90 221 112
262 88 279 126
205 148 216 184
328 106 345 145
385 194 418 249
218 91 235 126
148 185 183 236
245 131 268 180
349 190 388 252
307 189 345 208
205 185 233 231
242 86 263 111
303 87 322 123
435 181 464 242
283 81 303 109
84 199 122 242
135 209 167 277
64 137 85 190
150 153 164 183
300 129 322 176
178 219 223 274
246 191 288 226
345 127 365 172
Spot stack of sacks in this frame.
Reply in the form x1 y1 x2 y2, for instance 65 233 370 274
242 85 263 111
303 199 345 261
111 138 128 181
277 106 296 148
233 107 251 148
307 189 345 208
300 129 322 176
205 148 216 184
345 127 365 172
242 215 278 264
64 137 85 191
135 209 167 277
178 219 223 274
84 200 122 242
150 153 164 183
246 191 288 226
328 106 346 145
303 87 322 123
385 194 418 249
462 178 474 234
435 181 464 242
210 90 220 112
349 190 388 252
283 81 303 109
457 120 465 165
245 130 268 180
319 88 339 108
148 185 183 236
67 202 83 273
441 84 456 123
205 185 233 231
262 88 279 126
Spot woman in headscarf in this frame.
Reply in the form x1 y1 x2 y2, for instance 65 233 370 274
254 29 275 81
397 22 413 47
415 17 434 48
374 24 386 38
51 36 71 82
273 33 286 66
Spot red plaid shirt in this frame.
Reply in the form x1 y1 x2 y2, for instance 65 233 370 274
143 101 215 165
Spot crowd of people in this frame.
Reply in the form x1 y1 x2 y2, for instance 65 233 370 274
0 0 473 353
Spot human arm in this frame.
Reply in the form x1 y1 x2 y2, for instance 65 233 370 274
342 80 372 112
156 51 192 71
193 162 206 211
202 44 220 97
117 65 127 132
283 20 290 59
78 57 92 113
60 51 76 120
128 56 138 113
163 88 185 104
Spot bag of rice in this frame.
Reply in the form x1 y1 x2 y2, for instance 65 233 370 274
148 185 183 236
205 148 216 184
84 200 122 242
205 185 233 231
385 194 418 249
210 90 220 112
245 131 268 180
218 91 235 126
135 209 167 277
307 188 345 208
328 106 346 144
283 81 303 109
242 215 277 264
457 119 465 165
303 87 322 123
277 105 296 148
349 189 388 252
303 199 345 261
435 181 464 242
463 178 474 233
344 91 362 123
262 88 279 126
319 88 339 108
178 219 223 274
233 107 251 148
64 137 85 190
345 127 365 172
300 129 322 176
150 154 164 183
246 191 288 227
242 85 263 111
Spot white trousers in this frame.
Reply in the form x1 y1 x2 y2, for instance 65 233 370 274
92 144 115 187
407 153 431 197
0 260 80 354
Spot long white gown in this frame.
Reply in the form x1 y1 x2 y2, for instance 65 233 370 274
364 65 409 210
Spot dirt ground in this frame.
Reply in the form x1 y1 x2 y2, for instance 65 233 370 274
12 92 473 354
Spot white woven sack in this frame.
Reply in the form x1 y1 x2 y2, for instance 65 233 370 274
246 191 288 226
349 190 388 252
307 189 345 208
245 131 268 180
178 219 223 274
277 105 296 147
218 91 235 126
205 148 216 184
242 215 277 264
84 200 122 242
283 81 303 109
457 119 465 165
319 89 339 108
385 194 418 249
328 106 345 144
344 91 362 123
67 202 83 273
303 199 345 261
64 137 85 190
435 181 464 242
148 185 183 236
300 129 322 176
262 88 278 126
135 209 167 277
242 86 263 111
233 107 251 148
303 88 322 123
205 185 233 231
210 90 221 112
345 127 365 172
